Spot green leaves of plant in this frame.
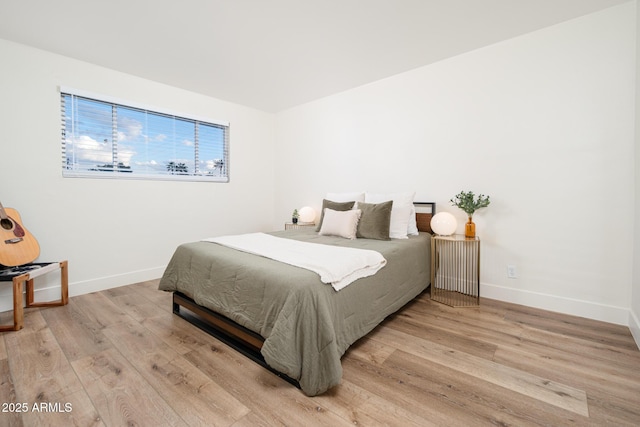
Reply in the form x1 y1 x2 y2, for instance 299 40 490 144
450 191 490 216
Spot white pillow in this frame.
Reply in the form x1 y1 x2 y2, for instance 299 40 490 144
326 192 365 203
365 191 415 239
407 205 419 236
319 208 361 239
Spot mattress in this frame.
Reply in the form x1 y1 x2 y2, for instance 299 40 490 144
158 228 431 395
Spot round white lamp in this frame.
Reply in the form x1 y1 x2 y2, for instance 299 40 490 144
430 212 458 236
298 206 316 224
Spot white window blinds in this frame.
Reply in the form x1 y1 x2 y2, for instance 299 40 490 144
60 88 229 182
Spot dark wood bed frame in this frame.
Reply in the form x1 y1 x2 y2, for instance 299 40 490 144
171 202 436 389
172 291 301 387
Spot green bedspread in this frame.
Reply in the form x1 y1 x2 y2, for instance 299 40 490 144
158 228 431 396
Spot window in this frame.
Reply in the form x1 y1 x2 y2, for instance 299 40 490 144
60 88 229 182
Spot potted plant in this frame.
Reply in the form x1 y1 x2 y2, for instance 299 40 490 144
450 191 490 238
292 209 299 224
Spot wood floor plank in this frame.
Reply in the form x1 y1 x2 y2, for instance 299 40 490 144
231 411 280 427
4 312 84 399
102 317 250 427
369 325 590 416
39 299 112 362
0 358 22 427
345 335 396 365
385 309 498 360
401 298 532 351
3 311 103 427
493 334 640 389
500 300 638 350
342 352 501 426
0 332 7 360
410 297 640 386
72 293 131 328
72 348 187 426
493 346 640 425
104 290 168 324
23 388 105 427
129 280 174 313
314 379 438 427
140 313 212 355
382 349 589 426
516 321 640 373
403 296 640 380
184 342 355 426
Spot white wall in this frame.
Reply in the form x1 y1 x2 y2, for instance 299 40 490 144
0 39 276 309
631 0 640 347
275 3 637 325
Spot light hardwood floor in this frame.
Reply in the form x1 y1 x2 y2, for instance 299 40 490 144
0 279 639 426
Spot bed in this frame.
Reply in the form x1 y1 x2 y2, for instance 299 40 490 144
159 199 435 396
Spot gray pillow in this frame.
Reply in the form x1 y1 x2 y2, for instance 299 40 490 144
315 199 356 231
356 200 393 240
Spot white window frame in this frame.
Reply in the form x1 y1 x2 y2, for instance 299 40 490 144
60 86 230 182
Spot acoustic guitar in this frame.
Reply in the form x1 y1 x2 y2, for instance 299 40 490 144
0 202 40 266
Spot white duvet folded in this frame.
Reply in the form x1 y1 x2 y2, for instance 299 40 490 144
203 232 386 291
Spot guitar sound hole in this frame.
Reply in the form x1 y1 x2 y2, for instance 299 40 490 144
0 218 13 231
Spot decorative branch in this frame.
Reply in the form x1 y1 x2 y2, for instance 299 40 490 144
450 191 491 216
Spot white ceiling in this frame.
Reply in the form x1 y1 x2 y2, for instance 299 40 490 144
0 0 629 112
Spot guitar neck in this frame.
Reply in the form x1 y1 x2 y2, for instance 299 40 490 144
0 201 7 221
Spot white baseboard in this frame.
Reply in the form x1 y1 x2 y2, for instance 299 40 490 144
67 266 166 297
481 282 630 326
0 266 165 313
630 309 640 350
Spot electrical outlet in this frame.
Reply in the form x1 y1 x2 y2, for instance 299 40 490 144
507 265 517 278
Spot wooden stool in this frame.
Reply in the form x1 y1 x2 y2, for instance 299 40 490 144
0 260 68 332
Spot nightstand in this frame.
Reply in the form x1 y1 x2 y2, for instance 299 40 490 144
431 235 480 307
285 222 316 230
